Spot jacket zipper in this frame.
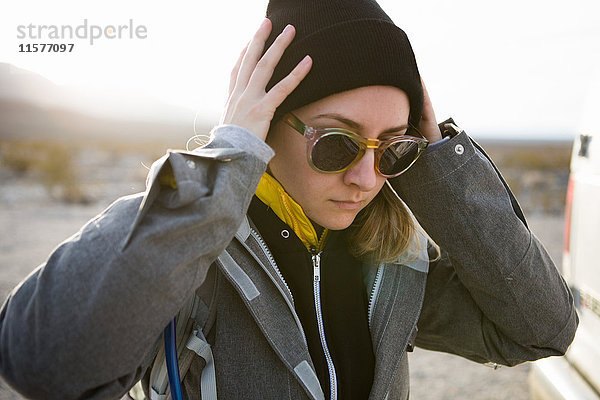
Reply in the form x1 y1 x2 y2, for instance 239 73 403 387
249 227 294 304
311 246 338 400
248 227 311 349
367 265 384 328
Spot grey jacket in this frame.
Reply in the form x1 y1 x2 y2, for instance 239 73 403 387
0 124 578 400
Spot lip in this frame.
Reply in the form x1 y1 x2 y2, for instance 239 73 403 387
331 200 364 210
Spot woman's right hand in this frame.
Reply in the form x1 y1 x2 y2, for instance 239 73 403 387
219 18 312 142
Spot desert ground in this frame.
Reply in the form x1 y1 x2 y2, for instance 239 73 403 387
0 138 571 399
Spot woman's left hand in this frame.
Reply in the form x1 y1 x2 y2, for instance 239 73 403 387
418 78 443 143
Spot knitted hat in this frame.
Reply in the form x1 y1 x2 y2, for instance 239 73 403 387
264 0 424 127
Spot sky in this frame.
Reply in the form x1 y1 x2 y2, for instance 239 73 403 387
1 0 599 139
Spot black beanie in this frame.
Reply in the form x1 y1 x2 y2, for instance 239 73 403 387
264 0 424 127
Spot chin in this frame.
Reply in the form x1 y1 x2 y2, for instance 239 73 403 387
316 214 356 231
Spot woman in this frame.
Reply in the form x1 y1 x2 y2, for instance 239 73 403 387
0 0 577 399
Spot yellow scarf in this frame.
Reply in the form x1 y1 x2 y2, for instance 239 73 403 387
255 173 329 252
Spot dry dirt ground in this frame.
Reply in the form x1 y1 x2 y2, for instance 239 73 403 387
0 151 566 400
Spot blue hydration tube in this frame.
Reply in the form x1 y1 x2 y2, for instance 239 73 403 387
164 318 184 400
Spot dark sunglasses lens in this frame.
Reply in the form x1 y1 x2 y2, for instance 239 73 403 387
312 134 360 172
379 141 420 176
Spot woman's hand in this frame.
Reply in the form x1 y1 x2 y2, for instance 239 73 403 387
220 18 312 141
418 78 443 143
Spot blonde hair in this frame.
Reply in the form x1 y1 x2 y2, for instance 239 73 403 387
347 182 436 263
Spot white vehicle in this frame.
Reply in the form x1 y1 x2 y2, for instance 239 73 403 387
529 81 600 399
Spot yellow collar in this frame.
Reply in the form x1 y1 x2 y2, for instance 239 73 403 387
255 173 329 252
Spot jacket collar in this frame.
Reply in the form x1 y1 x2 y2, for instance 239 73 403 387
255 173 329 252
224 218 429 400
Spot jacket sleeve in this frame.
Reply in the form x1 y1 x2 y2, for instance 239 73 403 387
0 125 274 399
389 129 578 367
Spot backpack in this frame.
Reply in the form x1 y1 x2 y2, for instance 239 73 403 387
126 256 221 400
127 217 263 400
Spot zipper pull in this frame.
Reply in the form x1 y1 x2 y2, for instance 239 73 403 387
310 245 321 282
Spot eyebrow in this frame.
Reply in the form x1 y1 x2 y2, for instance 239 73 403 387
312 113 410 134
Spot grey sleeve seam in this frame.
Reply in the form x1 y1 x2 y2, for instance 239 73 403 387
396 151 477 190
503 231 544 343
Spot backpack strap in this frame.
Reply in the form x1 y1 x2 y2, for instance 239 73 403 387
148 294 199 399
145 261 219 400
145 247 226 400
185 328 217 400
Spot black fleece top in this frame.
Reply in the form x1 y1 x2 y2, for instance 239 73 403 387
248 197 375 399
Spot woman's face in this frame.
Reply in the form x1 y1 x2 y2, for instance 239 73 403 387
267 85 411 230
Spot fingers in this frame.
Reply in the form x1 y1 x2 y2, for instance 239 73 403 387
228 41 249 99
233 18 273 96
420 77 429 102
220 18 312 141
246 24 296 95
420 77 437 123
421 78 435 114
418 77 442 143
266 55 312 107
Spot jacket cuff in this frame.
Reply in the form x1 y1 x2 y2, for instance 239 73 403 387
389 129 531 276
393 130 475 190
424 137 450 153
208 124 275 165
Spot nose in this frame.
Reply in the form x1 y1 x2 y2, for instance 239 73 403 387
343 149 379 191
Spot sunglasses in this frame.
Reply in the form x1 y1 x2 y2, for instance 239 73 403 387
282 113 429 178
